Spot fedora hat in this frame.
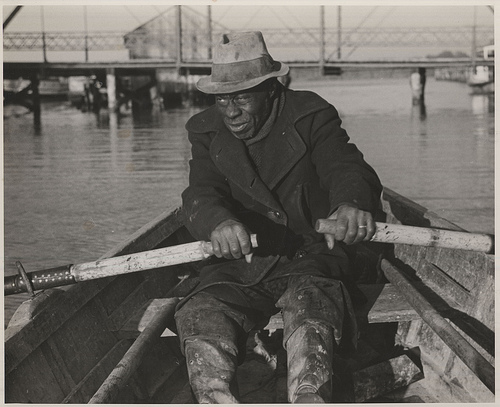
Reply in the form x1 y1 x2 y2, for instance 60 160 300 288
197 31 289 94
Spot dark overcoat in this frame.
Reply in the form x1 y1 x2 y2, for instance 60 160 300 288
181 88 382 290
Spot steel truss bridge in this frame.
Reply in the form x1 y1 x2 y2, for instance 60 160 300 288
4 26 493 63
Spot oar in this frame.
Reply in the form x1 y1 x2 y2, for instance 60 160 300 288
315 220 494 253
5 235 258 296
380 259 495 393
6 221 493 296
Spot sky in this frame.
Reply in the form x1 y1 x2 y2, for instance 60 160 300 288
2 2 496 62
3 3 494 32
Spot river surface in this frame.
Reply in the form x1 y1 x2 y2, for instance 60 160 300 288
3 76 494 326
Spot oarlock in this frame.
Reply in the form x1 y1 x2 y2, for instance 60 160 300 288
5 263 76 296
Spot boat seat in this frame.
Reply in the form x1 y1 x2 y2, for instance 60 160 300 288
264 283 425 331
116 283 435 338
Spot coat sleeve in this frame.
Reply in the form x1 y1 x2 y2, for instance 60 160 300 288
298 104 382 215
181 131 241 241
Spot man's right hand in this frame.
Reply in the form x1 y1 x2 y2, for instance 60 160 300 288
210 219 253 262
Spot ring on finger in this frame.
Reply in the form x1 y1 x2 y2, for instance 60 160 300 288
358 225 367 229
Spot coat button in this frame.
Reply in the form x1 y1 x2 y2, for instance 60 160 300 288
268 210 283 220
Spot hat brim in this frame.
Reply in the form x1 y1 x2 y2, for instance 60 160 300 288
196 62 289 94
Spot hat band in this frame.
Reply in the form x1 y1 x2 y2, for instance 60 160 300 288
211 56 279 83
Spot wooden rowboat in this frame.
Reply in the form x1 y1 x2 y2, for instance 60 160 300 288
5 187 494 403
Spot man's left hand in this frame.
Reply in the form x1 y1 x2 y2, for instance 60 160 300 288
324 204 376 249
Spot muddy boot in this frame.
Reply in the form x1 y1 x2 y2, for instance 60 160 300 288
185 338 240 404
286 322 334 403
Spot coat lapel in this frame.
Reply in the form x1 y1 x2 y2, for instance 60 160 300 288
208 102 307 211
210 108 306 209
255 110 307 190
210 127 281 211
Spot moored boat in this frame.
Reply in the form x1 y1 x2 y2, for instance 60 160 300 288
5 187 494 403
467 45 495 95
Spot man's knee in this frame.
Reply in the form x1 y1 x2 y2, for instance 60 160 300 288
276 275 349 345
175 292 247 356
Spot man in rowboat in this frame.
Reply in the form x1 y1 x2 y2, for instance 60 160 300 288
176 31 382 403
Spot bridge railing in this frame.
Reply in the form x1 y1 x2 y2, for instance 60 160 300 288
4 26 494 63
4 31 127 51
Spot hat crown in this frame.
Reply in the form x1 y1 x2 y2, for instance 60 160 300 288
196 31 289 94
214 31 270 64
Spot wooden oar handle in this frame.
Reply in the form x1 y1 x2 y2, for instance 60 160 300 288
4 234 260 296
202 234 259 256
315 219 494 253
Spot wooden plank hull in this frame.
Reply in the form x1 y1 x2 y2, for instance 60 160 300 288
5 189 494 403
379 190 494 402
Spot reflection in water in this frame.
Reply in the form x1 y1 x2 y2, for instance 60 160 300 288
109 111 119 172
470 94 494 138
471 93 494 120
470 94 494 164
410 99 427 136
418 100 427 121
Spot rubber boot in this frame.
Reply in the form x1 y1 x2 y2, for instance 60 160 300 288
184 338 240 404
286 322 334 403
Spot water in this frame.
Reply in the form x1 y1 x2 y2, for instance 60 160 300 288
3 76 494 326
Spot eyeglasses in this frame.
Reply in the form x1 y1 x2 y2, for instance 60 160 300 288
215 94 252 107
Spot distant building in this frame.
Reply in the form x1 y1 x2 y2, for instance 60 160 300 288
124 16 175 60
123 7 211 62
122 7 214 107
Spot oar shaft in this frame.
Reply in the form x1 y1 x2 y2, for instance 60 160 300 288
72 239 213 282
5 235 258 296
381 259 495 393
89 298 180 403
315 220 494 253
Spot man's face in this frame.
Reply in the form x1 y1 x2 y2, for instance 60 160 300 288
215 83 275 140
